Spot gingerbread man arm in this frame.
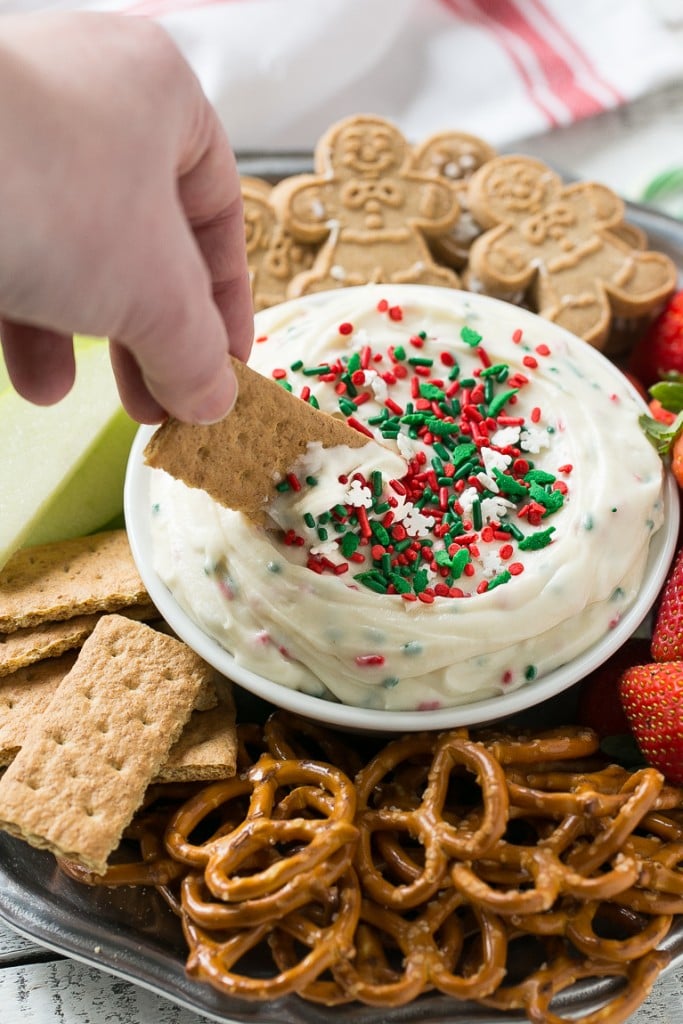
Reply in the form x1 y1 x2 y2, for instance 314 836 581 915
468 225 538 295
406 174 461 236
600 244 678 317
270 174 340 244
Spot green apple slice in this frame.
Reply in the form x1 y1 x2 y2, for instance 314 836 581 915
0 339 138 568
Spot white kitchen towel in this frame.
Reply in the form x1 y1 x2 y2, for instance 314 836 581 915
2 0 683 152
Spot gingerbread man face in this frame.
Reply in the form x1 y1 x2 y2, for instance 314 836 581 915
270 115 461 295
334 119 404 178
241 176 316 311
467 156 676 348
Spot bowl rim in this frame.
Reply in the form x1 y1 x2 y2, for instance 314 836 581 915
124 288 680 733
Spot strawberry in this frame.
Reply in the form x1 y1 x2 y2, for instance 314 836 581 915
629 289 683 388
639 378 683 488
648 398 677 425
619 662 683 784
576 636 651 738
651 547 683 660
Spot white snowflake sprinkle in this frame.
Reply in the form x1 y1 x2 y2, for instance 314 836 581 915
520 426 551 453
481 446 512 476
343 479 373 508
481 495 516 522
402 506 435 537
480 549 504 578
491 425 521 448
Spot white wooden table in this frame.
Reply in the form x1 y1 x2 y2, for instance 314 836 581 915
3 78 683 1024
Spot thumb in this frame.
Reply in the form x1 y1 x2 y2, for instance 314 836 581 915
112 219 245 425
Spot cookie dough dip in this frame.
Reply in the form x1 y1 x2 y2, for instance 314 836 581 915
148 286 665 712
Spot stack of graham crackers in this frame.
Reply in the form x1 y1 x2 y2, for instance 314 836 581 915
0 530 237 874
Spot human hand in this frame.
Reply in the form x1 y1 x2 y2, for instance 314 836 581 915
0 11 252 424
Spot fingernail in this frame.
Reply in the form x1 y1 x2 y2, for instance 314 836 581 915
191 364 238 425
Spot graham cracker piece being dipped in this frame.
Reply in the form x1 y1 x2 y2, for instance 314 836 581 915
155 680 237 783
143 356 370 524
0 654 76 767
0 614 219 874
0 602 158 678
0 530 149 632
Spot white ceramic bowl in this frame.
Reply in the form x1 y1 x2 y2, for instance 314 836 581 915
124 291 680 734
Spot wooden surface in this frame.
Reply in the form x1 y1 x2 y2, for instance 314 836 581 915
3 75 683 1024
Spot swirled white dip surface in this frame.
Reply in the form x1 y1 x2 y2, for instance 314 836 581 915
149 286 664 711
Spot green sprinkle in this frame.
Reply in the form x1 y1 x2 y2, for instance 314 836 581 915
471 498 483 530
420 382 445 400
308 395 320 409
355 572 388 594
500 521 524 542
151 502 160 515
340 533 359 558
488 388 519 417
433 441 451 460
305 476 318 486
409 356 434 367
524 665 537 680
525 469 556 485
338 398 358 416
372 470 383 497
393 345 406 360
303 512 315 528
371 522 391 545
451 442 477 466
290 359 303 371
267 561 282 574
277 379 293 392
461 326 482 347
528 482 564 515
428 418 461 436
402 640 423 656
493 469 528 497
382 676 400 688
302 364 331 376
317 527 328 541
519 527 555 550
390 573 412 594
450 548 470 578
275 480 290 492
347 352 361 373
413 569 429 594
487 570 511 591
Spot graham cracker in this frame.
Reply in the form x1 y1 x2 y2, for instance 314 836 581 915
0 603 157 677
0 530 149 632
143 356 369 523
0 654 76 766
0 614 219 874
155 680 237 782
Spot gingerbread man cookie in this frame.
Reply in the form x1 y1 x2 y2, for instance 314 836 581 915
241 176 316 311
466 155 677 348
270 115 461 295
411 130 497 268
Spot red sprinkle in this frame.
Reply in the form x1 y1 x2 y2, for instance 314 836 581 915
355 654 386 667
338 321 354 335
272 368 287 380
